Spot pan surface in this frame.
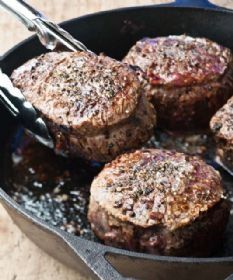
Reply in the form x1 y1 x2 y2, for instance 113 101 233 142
1 1 233 279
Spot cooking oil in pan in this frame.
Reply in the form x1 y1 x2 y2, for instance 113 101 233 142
3 127 233 257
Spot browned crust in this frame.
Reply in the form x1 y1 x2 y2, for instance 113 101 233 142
124 35 233 129
11 52 69 92
12 51 141 133
50 94 156 161
210 96 233 142
210 96 233 171
90 149 223 229
150 64 233 129
88 199 230 256
123 35 232 87
11 51 156 161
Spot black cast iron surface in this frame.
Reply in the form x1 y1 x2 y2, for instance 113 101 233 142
5 128 99 239
2 128 233 258
1 0 233 279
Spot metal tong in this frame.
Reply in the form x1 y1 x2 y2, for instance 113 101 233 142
0 70 54 148
0 0 90 148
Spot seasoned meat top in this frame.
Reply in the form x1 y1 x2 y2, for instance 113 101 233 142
11 51 141 134
210 96 233 142
123 35 232 87
91 149 223 230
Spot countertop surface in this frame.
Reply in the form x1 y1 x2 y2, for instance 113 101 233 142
0 1 233 280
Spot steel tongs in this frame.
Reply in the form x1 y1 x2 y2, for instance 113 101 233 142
0 70 54 148
0 0 88 52
0 0 90 148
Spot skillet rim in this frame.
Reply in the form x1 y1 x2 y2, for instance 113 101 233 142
1 3 233 264
1 4 233 64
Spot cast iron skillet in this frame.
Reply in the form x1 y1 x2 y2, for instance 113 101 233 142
1 0 233 279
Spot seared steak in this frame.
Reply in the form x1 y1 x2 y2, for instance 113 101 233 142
88 149 229 256
11 51 156 162
123 35 233 130
210 96 233 172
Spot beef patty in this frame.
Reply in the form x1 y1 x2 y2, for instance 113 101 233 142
88 149 229 256
210 96 233 173
11 51 156 162
123 35 233 130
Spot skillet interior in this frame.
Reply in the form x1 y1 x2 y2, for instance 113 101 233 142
2 126 233 257
1 4 233 280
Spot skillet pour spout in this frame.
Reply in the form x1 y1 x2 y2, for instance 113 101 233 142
0 0 233 279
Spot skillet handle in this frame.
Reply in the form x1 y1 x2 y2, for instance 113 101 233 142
174 0 220 8
62 232 130 280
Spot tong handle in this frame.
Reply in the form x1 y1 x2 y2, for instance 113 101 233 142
0 70 23 118
0 0 89 52
0 70 54 148
0 0 42 30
